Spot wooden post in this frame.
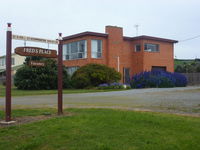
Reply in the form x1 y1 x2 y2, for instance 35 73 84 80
57 33 63 115
5 23 12 122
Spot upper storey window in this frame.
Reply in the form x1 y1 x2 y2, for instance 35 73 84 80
135 44 141 52
63 40 87 60
91 40 102 58
144 43 159 52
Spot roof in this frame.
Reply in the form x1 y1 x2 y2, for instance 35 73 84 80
0 64 24 73
124 35 178 43
0 53 18 58
62 31 178 43
63 32 108 40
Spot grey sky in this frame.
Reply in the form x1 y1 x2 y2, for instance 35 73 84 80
0 0 200 59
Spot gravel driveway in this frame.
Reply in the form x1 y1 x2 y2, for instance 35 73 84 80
0 86 200 116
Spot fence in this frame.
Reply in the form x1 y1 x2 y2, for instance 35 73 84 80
182 73 200 85
0 76 14 85
0 77 6 84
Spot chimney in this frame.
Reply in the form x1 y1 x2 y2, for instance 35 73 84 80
105 26 123 41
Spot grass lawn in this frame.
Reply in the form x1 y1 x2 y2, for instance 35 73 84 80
0 85 127 97
0 108 200 150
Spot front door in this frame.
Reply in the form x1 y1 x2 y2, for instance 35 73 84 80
123 68 130 84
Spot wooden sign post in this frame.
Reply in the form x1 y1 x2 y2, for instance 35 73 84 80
5 23 12 122
57 33 63 115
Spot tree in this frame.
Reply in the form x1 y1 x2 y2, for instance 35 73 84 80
14 57 71 90
175 65 184 73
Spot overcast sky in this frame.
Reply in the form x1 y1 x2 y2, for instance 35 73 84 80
0 0 199 59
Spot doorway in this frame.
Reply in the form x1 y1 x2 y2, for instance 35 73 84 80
123 68 130 84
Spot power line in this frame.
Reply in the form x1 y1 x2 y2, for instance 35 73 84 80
179 35 200 42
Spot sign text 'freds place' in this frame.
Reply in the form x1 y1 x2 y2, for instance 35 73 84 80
15 47 57 58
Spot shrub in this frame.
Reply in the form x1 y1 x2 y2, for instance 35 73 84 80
130 71 187 88
71 64 121 89
98 82 126 89
14 58 71 90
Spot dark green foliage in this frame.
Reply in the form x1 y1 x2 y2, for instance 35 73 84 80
71 64 121 88
175 65 185 73
175 59 200 73
14 57 71 90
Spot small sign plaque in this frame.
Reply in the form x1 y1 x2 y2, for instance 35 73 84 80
29 61 45 67
12 34 58 44
15 46 57 58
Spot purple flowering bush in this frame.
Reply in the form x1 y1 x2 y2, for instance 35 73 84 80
98 82 128 89
130 71 187 88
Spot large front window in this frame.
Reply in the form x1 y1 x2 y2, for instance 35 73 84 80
91 40 102 58
63 40 87 60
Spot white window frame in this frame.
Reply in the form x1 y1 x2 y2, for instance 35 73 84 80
91 39 102 58
63 40 87 60
144 43 159 52
135 44 141 52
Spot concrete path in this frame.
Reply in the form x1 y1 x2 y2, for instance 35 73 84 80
0 86 200 115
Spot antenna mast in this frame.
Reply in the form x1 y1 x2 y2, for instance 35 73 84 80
134 24 139 36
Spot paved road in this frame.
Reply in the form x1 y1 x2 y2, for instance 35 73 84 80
0 86 200 115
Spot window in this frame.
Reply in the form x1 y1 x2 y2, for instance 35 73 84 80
91 40 102 58
63 40 87 60
66 66 79 76
11 57 15 65
144 43 159 52
135 44 141 52
0 58 5 66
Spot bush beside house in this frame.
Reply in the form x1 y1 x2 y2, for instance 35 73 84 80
71 64 121 89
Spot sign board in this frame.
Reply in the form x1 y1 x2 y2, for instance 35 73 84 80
29 61 45 67
12 34 58 44
15 46 57 58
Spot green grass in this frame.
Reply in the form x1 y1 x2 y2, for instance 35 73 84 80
0 108 200 150
0 85 127 97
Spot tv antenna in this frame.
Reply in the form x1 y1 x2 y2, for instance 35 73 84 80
134 24 140 36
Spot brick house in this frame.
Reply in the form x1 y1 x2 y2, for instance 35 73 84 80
62 26 178 83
